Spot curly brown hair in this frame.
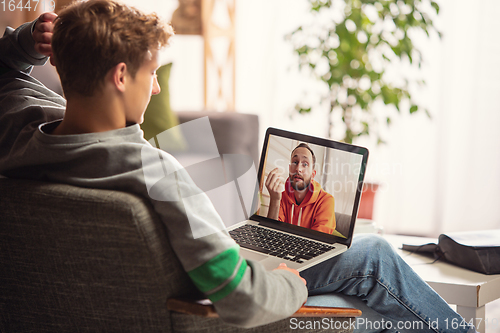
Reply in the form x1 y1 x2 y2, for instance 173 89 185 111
52 0 173 97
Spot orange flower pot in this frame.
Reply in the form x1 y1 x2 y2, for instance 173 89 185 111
357 183 379 220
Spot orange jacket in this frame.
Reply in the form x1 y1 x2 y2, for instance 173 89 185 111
278 178 336 234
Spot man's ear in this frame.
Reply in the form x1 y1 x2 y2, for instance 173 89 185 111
110 62 128 93
312 169 317 179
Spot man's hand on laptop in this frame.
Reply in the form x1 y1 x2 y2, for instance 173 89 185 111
33 12 58 57
274 263 306 286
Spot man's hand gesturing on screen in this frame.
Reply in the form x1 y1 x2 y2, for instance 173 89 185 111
265 167 284 220
265 167 284 201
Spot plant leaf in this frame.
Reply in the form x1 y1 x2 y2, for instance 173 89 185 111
431 1 440 14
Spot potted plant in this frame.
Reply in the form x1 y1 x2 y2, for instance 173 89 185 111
287 0 441 144
287 0 441 221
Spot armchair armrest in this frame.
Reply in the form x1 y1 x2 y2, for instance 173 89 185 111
166 298 362 318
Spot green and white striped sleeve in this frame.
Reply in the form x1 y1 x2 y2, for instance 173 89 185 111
187 246 248 302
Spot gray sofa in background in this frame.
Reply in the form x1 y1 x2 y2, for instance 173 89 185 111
174 111 261 229
177 111 260 167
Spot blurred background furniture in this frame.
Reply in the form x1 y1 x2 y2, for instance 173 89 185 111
0 178 359 332
171 0 236 111
177 111 260 166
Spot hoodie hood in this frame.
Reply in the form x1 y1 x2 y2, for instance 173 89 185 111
283 177 322 207
278 177 336 234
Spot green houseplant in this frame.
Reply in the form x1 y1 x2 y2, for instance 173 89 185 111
288 0 441 144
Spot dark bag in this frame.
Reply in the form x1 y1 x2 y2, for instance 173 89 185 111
403 230 500 275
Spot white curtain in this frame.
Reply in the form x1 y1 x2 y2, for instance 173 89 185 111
364 0 500 235
431 0 500 233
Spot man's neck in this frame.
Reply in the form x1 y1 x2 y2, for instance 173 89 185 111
52 90 126 135
294 189 308 205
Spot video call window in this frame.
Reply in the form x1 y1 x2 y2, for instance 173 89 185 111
257 135 363 239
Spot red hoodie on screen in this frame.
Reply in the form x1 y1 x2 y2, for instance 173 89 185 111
278 178 336 234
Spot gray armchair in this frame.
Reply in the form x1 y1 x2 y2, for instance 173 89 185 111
0 178 358 332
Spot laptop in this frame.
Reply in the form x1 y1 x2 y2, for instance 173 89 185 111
227 127 369 271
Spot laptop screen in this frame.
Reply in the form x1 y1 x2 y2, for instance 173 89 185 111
253 128 369 245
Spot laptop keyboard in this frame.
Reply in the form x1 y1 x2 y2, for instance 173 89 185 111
229 224 335 264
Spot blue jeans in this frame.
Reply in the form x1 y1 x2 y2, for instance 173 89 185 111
301 234 475 333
